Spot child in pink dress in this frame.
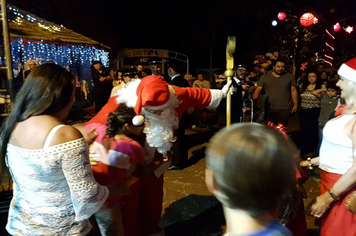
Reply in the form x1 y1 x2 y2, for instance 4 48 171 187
87 103 145 236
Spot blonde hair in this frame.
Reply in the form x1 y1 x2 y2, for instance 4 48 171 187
340 79 356 114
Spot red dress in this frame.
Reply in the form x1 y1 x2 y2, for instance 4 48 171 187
319 171 356 236
318 107 356 236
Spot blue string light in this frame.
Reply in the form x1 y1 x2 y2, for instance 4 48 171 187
10 38 109 83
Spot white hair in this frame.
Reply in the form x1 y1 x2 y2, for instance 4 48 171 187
116 78 141 108
340 79 356 114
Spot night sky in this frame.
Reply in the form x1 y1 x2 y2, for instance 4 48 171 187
7 0 356 73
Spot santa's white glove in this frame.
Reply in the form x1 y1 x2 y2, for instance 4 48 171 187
221 80 232 98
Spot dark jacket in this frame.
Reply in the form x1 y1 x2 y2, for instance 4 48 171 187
217 78 245 125
169 75 190 87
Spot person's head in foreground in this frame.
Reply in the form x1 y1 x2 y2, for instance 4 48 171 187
205 123 297 235
337 57 356 113
0 64 75 168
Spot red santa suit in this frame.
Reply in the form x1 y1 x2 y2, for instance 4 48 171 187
86 77 223 125
85 75 226 236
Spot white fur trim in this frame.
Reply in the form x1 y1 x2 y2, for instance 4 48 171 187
116 79 141 108
132 115 145 126
207 89 224 109
338 63 356 83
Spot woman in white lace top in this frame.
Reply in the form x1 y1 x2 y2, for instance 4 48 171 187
0 64 109 235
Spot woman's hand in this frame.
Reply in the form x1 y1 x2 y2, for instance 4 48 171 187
299 160 309 168
300 157 320 168
72 124 98 145
309 193 334 218
346 191 356 214
85 127 98 145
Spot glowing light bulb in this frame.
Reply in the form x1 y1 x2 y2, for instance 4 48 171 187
277 12 287 21
345 26 354 33
334 23 341 32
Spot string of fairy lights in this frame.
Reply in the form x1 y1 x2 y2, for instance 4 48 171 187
6 5 109 76
10 38 109 70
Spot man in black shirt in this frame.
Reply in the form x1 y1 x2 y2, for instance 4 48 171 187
217 64 250 126
91 61 112 113
166 62 190 170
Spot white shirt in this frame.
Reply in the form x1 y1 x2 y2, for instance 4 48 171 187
319 114 355 174
6 128 108 235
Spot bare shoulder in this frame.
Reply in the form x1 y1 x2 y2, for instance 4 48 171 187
50 125 84 146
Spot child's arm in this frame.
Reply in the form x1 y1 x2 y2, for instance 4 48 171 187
313 88 327 97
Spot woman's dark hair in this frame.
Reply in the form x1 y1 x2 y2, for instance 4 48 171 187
320 71 328 79
300 70 322 93
206 123 298 221
0 64 75 170
106 103 137 138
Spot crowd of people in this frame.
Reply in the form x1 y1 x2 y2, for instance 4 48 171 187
1 53 356 236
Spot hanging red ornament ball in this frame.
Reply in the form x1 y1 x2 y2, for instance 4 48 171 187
277 12 287 21
334 23 341 32
300 12 315 27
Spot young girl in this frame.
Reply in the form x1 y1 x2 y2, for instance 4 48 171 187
205 123 298 236
86 103 146 236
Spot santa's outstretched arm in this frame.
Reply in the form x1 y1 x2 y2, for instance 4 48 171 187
172 80 232 113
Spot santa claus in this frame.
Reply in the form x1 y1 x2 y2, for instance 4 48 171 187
85 75 231 236
87 75 230 154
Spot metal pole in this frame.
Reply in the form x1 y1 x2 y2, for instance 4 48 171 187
224 36 236 127
1 0 14 103
186 58 189 74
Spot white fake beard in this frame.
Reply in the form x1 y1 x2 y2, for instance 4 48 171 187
142 107 179 155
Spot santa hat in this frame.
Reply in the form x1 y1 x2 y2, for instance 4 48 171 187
338 58 356 83
132 75 171 125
